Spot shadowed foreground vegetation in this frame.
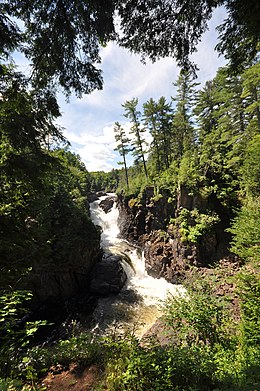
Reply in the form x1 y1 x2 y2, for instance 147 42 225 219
1 260 259 390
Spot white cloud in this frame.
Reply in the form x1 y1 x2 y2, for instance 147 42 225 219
63 124 118 172
11 5 227 172
57 6 227 171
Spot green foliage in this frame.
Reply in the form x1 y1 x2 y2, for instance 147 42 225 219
241 134 260 197
2 0 259 96
5 0 115 97
143 97 173 172
122 98 148 178
0 67 101 385
0 378 37 391
89 169 120 192
0 290 47 379
117 164 150 197
176 208 220 244
163 281 232 348
237 268 260 347
113 122 131 188
178 151 201 191
3 266 259 391
229 197 260 262
24 333 102 378
171 70 199 159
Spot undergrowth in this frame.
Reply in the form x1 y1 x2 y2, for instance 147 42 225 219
0 263 259 391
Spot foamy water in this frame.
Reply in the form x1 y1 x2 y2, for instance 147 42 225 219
89 194 185 337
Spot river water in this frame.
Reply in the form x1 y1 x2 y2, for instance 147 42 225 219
89 194 185 338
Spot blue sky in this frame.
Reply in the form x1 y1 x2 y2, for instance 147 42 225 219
16 7 227 172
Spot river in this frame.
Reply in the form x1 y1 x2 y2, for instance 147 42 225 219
89 193 185 338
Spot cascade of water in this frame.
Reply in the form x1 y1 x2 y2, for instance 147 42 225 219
89 194 185 337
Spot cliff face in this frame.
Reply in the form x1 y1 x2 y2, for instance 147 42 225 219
117 186 231 283
117 187 175 241
26 240 101 308
19 197 103 308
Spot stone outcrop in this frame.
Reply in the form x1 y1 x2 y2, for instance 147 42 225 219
141 232 190 283
88 191 107 203
89 253 127 295
117 186 231 283
26 246 101 307
99 195 116 213
117 187 175 243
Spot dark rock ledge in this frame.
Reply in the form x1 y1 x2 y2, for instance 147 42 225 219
89 253 127 295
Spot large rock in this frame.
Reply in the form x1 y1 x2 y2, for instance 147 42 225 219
117 188 175 243
118 185 231 282
99 195 116 213
142 231 190 284
88 192 99 203
89 253 127 295
26 245 101 307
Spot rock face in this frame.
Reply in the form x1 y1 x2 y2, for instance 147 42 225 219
117 186 231 283
27 246 101 307
117 187 175 243
99 195 116 213
89 253 127 295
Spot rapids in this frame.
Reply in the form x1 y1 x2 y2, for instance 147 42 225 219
90 194 185 337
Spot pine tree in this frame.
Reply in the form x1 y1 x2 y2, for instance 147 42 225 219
171 70 199 160
113 121 131 188
122 98 148 178
143 97 173 173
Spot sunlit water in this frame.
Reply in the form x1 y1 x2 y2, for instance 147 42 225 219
89 194 185 337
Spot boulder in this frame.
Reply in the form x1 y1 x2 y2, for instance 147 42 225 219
99 196 116 213
90 253 127 295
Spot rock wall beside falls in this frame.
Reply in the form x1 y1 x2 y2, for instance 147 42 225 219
117 187 175 241
26 241 101 308
20 199 103 309
117 186 232 283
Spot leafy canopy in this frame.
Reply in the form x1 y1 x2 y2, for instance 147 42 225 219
1 0 259 95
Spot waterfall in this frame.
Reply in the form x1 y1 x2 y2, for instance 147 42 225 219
89 193 185 337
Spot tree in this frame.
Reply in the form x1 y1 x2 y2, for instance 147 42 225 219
0 68 64 285
0 67 100 289
143 97 173 173
1 0 259 95
2 0 116 97
122 98 148 178
117 0 260 72
114 121 131 188
195 63 260 200
216 0 260 73
241 62 260 132
229 135 260 262
143 98 162 174
171 70 198 160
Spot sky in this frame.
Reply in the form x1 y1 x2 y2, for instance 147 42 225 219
16 7 227 172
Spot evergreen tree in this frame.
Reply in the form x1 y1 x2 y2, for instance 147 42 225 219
156 97 173 170
2 1 259 94
122 98 148 178
113 121 131 188
241 62 260 132
171 71 198 160
195 64 259 204
0 68 99 288
143 98 162 173
143 97 173 173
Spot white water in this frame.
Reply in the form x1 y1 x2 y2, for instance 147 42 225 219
90 194 185 337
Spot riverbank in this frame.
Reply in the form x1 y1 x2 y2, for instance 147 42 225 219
35 256 259 391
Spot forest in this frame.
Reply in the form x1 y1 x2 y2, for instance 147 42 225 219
0 0 259 390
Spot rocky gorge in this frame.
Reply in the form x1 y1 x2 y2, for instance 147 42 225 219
22 187 235 340
117 185 233 284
